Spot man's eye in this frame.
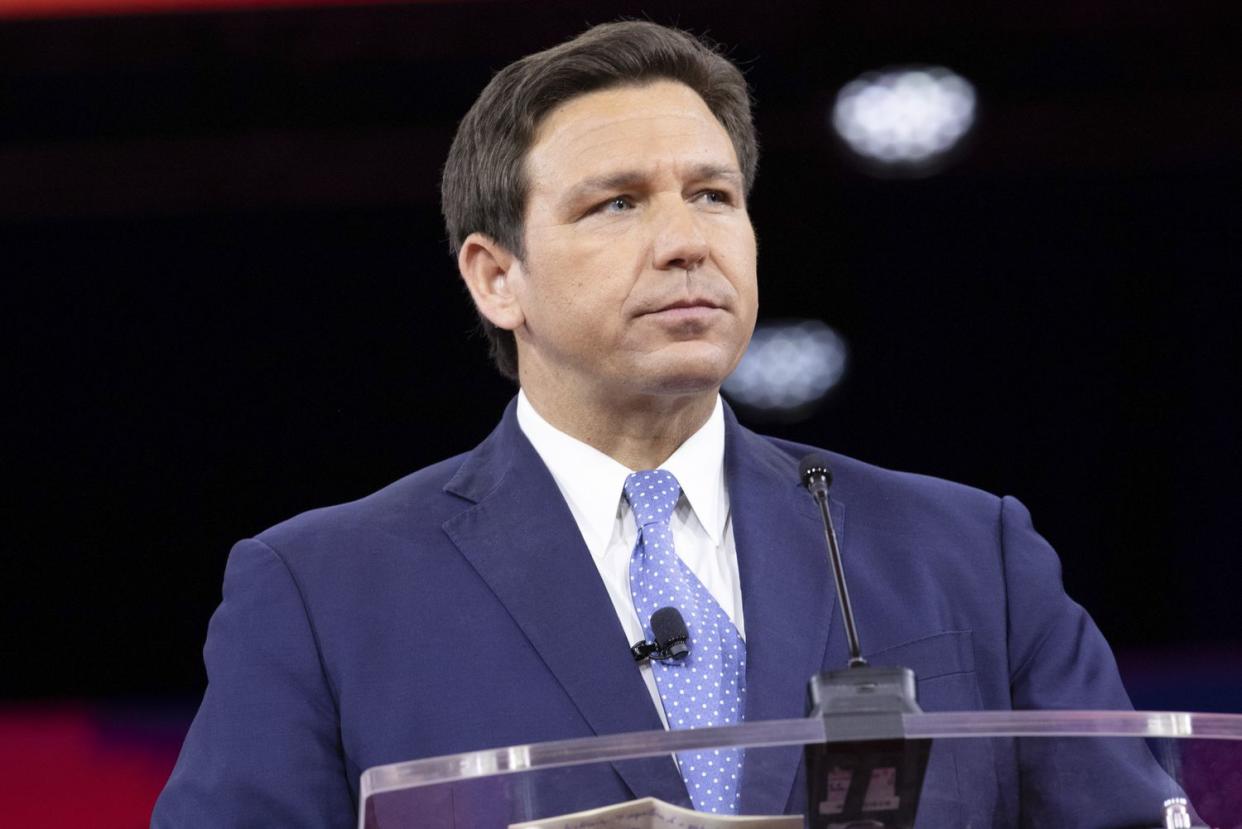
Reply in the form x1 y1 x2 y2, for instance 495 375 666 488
597 196 634 214
697 189 733 206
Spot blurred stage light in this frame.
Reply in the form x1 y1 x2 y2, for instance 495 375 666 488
832 66 976 167
723 320 847 419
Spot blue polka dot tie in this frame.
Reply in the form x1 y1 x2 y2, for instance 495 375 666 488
624 469 746 814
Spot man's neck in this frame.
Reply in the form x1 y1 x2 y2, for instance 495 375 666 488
519 383 718 471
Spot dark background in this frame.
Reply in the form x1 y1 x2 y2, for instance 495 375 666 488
2 0 1239 711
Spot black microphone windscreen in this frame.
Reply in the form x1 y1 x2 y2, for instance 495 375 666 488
651 607 688 643
799 453 834 490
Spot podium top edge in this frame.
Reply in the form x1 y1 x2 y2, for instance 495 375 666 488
358 709 1242 800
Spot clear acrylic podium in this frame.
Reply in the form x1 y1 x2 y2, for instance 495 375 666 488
358 710 1242 828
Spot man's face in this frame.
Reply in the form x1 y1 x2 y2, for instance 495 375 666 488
510 80 758 404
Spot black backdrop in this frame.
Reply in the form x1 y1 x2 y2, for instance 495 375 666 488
3 0 1239 702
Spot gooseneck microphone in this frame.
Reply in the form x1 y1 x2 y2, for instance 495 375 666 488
798 453 930 829
799 454 868 669
630 607 690 662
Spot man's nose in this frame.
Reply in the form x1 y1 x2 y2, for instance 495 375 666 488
652 199 709 272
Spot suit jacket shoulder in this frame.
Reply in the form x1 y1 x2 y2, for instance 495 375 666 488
257 451 472 560
761 432 1003 533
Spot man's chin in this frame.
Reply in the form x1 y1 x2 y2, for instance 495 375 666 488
643 376 724 397
628 353 736 397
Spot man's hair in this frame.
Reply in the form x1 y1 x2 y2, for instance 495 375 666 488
440 20 759 380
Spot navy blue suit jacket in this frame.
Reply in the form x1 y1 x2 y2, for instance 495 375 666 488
153 401 1165 827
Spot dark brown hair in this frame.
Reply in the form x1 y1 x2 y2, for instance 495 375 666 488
440 20 759 380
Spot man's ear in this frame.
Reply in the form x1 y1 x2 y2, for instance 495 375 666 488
458 232 525 332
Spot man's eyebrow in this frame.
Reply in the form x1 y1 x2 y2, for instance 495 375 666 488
560 171 649 209
685 163 744 186
558 164 744 210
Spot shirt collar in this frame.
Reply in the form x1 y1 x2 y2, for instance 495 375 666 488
515 391 728 552
658 397 727 546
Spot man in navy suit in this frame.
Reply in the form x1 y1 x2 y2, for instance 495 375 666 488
154 21 1168 828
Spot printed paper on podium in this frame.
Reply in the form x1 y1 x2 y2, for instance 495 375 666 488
508 797 802 829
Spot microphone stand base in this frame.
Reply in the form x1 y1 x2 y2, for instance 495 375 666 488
805 666 929 829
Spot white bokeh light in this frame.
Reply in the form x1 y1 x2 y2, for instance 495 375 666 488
723 320 847 417
832 66 976 165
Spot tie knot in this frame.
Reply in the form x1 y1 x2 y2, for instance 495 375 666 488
623 469 681 529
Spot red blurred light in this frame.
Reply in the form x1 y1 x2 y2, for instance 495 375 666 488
0 705 184 829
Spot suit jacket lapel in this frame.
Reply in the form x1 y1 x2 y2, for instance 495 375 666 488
441 401 690 807
725 410 841 816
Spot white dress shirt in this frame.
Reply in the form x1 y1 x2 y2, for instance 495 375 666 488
515 391 745 728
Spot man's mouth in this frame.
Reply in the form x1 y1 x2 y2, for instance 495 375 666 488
645 297 725 316
641 300 726 327
660 299 719 311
